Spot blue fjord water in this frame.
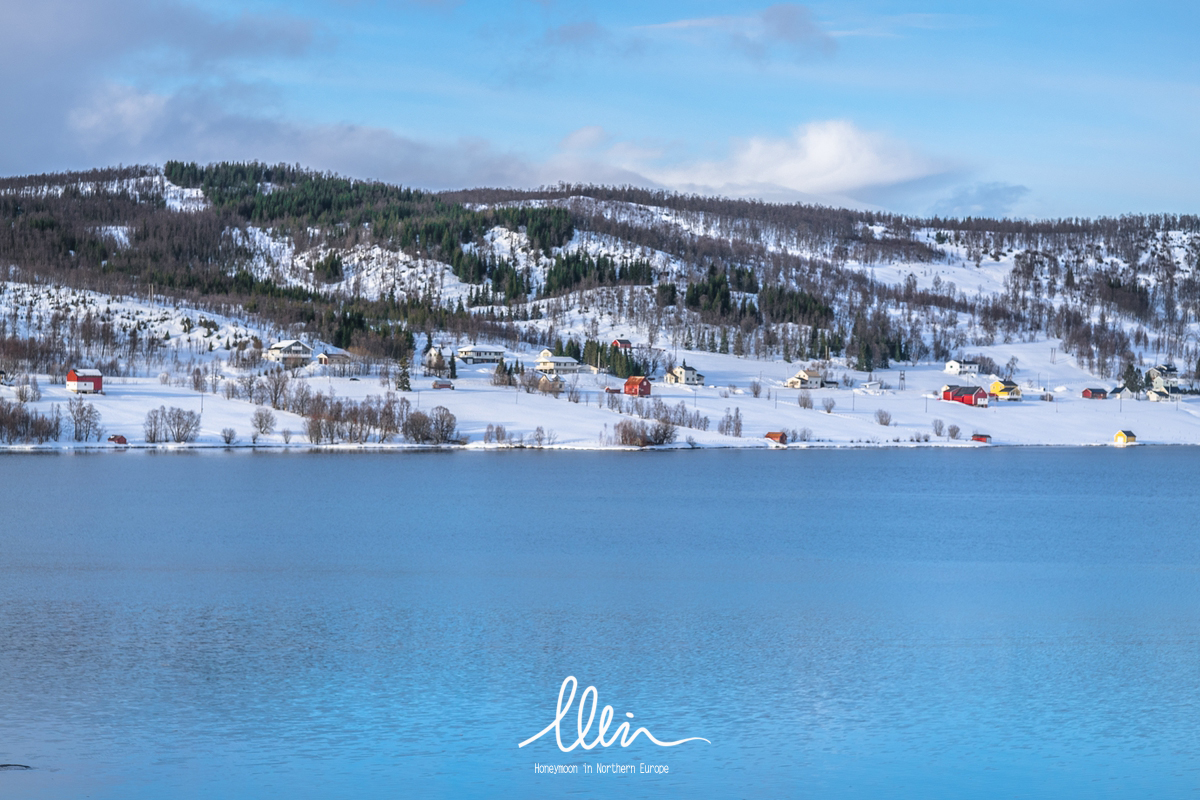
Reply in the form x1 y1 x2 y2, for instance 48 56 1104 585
1 448 1198 799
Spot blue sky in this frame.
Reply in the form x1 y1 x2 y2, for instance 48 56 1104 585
3 0 1197 218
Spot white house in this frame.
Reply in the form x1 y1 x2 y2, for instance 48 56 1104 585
535 348 581 375
457 344 505 364
665 363 705 386
1147 364 1180 393
945 359 980 376
265 339 313 367
785 368 824 389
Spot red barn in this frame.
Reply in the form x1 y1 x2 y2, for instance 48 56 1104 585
948 386 988 407
612 338 633 349
66 368 103 394
1082 388 1108 399
971 433 992 443
765 431 788 445
623 376 651 396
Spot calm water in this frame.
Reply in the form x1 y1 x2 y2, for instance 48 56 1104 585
1 448 1198 799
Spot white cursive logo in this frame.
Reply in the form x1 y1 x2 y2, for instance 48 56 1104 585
518 676 710 751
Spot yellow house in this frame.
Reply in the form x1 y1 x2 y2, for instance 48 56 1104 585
1114 430 1136 445
989 379 1022 401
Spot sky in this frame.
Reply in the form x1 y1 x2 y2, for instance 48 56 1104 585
2 0 1197 219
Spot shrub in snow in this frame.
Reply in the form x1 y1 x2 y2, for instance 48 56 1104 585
251 407 276 436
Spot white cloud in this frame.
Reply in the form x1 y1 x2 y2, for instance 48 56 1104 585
647 120 948 199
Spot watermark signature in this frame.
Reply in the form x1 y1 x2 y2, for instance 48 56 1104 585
519 676 710 752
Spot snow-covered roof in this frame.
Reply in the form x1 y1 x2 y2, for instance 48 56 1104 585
269 339 310 351
458 344 503 353
71 368 103 377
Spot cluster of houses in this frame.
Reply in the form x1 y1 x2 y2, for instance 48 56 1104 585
265 339 350 369
1083 364 1181 402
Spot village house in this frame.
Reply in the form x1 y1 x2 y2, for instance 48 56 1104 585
265 339 313 368
665 363 705 386
785 368 824 389
66 368 103 394
1148 388 1173 403
1114 430 1136 445
623 376 651 397
942 385 989 407
317 350 352 366
765 431 788 446
535 348 582 376
611 338 633 350
945 359 980 376
457 344 505 364
971 433 992 443
537 373 565 394
423 348 447 376
1082 387 1108 399
989 379 1022 401
1146 364 1179 392
1110 386 1136 400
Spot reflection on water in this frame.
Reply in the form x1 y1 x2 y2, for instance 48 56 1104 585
1 449 1198 798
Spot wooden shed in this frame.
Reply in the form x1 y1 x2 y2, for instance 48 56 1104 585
66 368 103 394
765 431 788 445
971 433 992 443
1114 430 1136 445
946 386 988 407
1082 388 1108 399
623 376 651 397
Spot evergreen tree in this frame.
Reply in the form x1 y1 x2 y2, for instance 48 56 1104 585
733 329 745 356
720 328 730 354
449 354 457 379
1121 363 1142 392
396 360 411 391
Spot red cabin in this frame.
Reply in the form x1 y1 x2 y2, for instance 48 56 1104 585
765 431 788 445
66 368 103 394
1082 388 1108 399
971 433 992 443
944 386 988 407
623 376 651 396
612 338 633 350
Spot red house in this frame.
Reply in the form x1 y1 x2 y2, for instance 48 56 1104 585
971 433 992 443
612 338 633 350
765 431 788 445
66 368 103 394
1082 388 1108 399
945 386 988 407
623 376 651 396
